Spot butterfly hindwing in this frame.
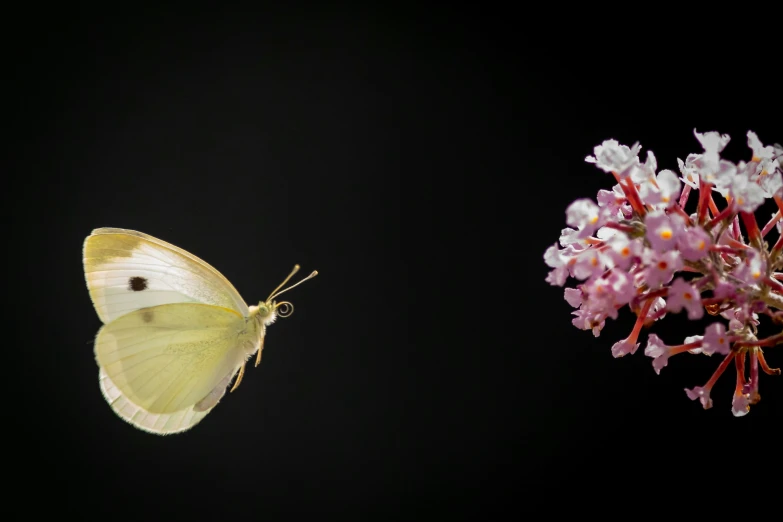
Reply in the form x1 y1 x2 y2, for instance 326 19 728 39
83 227 249 324
94 302 260 416
99 367 214 434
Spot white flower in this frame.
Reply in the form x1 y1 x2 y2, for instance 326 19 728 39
585 139 641 178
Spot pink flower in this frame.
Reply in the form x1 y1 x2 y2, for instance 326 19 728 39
546 129 783 417
571 309 606 337
580 271 634 320
747 131 776 162
666 277 704 320
728 173 766 213
731 249 766 286
647 297 667 322
564 288 583 308
605 234 642 270
585 139 641 178
544 243 570 287
712 280 735 300
732 392 751 417
638 169 681 208
685 386 713 409
701 323 730 355
693 128 731 176
644 210 684 253
566 199 606 239
643 334 670 374
642 249 683 288
612 339 640 358
597 185 631 217
677 226 711 262
571 248 607 281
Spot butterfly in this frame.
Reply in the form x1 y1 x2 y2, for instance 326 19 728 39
83 227 317 434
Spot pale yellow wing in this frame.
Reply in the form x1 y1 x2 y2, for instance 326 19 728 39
98 367 220 434
94 302 258 416
83 228 249 324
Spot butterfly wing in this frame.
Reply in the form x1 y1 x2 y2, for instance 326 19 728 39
94 302 261 428
83 227 249 324
99 367 217 434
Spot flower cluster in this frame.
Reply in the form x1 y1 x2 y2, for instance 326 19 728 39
545 129 783 416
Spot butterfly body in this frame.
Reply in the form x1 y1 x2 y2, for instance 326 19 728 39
83 227 316 434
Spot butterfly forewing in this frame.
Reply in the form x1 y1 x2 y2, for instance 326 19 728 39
83 228 249 324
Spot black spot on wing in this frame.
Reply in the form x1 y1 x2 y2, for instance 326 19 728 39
128 276 148 291
141 309 154 323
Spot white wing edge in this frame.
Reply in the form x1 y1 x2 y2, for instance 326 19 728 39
98 366 213 435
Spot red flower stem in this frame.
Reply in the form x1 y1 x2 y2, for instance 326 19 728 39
678 184 692 209
617 175 647 217
724 237 752 250
760 210 781 238
757 351 781 375
629 298 655 339
670 204 693 225
747 350 760 401
739 211 762 246
708 194 720 218
709 245 743 254
735 351 747 388
705 352 737 389
603 222 636 234
772 234 783 259
764 275 783 294
731 216 741 240
638 288 668 304
705 205 736 231
737 332 783 348
697 181 712 225
670 341 703 356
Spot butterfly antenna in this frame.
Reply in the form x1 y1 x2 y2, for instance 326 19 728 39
266 265 300 300
267 265 318 301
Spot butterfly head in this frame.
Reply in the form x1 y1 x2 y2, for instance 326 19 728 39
254 264 318 325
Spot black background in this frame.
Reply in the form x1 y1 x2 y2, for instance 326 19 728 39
9 7 781 518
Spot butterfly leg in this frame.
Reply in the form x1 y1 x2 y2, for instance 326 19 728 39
254 335 265 367
230 363 246 393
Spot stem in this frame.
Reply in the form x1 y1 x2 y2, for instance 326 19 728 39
622 178 647 217
761 210 781 238
746 349 760 403
679 183 692 209
739 211 762 248
761 291 783 311
764 275 783 294
709 245 743 254
771 234 783 261
735 351 747 388
757 350 781 375
629 298 655 339
731 215 741 240
708 194 720 219
705 205 736 232
738 332 783 348
697 181 712 225
670 341 703 356
603 222 636 234
669 204 693 226
705 351 737 389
